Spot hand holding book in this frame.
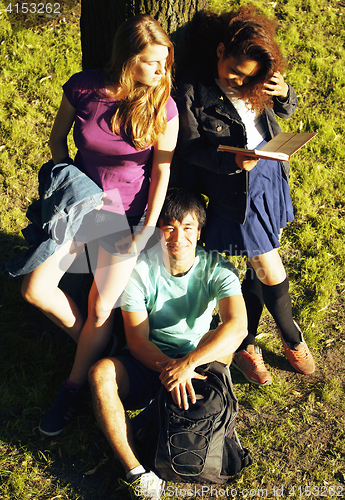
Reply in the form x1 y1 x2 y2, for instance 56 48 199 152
235 153 259 172
218 132 317 161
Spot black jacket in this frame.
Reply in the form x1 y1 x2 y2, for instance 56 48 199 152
175 67 298 224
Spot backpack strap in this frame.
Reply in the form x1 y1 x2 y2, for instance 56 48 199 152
232 428 253 469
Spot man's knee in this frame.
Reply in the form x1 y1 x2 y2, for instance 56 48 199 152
88 357 129 400
88 358 115 388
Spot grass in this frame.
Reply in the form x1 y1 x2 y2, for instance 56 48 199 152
0 0 345 498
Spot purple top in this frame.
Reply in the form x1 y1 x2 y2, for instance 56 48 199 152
63 70 178 217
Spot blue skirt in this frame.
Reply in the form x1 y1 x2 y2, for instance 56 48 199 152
204 156 294 258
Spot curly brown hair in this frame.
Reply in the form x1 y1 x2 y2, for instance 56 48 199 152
184 6 285 112
220 6 285 111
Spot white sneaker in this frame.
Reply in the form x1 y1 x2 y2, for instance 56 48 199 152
119 469 165 500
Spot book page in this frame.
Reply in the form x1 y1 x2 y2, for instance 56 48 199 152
259 133 317 156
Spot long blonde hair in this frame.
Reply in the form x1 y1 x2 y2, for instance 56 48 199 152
105 15 174 150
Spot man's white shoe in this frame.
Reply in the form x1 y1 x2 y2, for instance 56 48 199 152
119 469 165 500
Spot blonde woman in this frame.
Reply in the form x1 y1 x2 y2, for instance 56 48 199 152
21 14 178 435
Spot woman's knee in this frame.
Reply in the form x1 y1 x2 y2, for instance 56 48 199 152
21 275 45 306
249 250 286 285
87 298 115 327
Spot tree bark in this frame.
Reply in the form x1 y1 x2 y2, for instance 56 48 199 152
80 0 209 71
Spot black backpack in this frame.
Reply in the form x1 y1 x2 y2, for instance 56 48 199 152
132 361 252 484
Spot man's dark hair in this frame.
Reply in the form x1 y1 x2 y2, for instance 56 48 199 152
159 187 207 229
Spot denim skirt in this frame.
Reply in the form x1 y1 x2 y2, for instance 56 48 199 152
204 156 294 258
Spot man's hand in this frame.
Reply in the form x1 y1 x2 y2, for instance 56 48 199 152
157 358 207 410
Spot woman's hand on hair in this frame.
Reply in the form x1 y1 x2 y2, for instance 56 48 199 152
263 71 289 99
235 153 258 172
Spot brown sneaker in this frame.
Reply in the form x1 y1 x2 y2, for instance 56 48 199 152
279 325 315 374
232 345 272 386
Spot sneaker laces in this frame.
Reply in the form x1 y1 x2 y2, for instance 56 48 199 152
249 346 267 371
289 341 310 361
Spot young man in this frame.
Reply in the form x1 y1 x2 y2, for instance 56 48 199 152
88 187 247 499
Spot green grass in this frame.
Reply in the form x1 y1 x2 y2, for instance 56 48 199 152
0 0 345 498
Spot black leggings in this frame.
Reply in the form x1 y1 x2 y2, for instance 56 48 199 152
239 265 300 350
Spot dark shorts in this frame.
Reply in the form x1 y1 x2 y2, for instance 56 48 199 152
75 210 146 256
116 350 162 410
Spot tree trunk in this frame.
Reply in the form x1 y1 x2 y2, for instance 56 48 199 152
80 0 209 71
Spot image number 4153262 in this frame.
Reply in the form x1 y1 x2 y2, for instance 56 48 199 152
5 3 62 15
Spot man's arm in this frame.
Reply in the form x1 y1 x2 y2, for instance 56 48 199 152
158 294 247 409
193 294 247 364
122 308 209 409
122 309 172 370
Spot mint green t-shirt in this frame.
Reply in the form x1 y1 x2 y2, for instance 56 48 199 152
121 245 241 357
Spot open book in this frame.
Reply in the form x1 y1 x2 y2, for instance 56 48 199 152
217 132 317 161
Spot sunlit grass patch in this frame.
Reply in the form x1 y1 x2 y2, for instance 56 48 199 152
0 0 345 498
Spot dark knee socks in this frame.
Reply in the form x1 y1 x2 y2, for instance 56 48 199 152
240 266 265 350
241 268 301 349
261 278 301 345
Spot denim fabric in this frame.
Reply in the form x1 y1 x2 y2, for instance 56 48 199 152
2 160 104 278
175 66 298 224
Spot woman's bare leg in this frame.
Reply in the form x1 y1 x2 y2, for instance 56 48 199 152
249 248 286 285
21 239 86 342
68 247 138 386
21 237 138 386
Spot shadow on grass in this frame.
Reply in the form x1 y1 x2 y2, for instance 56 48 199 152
261 349 297 374
0 230 129 499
